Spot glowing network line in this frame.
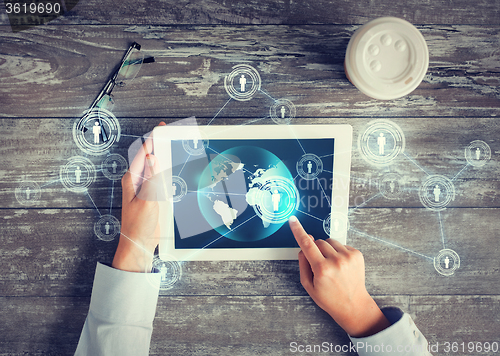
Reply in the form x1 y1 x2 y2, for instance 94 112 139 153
316 177 331 207
437 211 446 249
182 214 260 261
296 138 307 154
319 153 334 158
40 179 60 188
109 180 115 214
352 119 494 275
120 231 155 260
240 116 271 126
203 214 258 249
187 190 247 196
120 134 144 138
296 209 323 222
402 152 431 175
27 63 490 281
258 88 277 101
349 192 383 213
177 153 192 176
207 97 232 126
86 191 102 217
350 228 434 261
451 163 470 182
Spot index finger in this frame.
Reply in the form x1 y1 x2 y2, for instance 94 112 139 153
289 216 325 265
128 122 166 192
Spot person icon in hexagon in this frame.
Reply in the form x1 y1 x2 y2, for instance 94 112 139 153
377 132 386 155
334 219 340 232
444 256 450 269
160 263 169 282
272 189 281 212
239 74 247 92
93 121 102 144
389 181 396 193
476 147 481 160
433 184 441 202
193 139 199 149
281 106 286 119
172 183 177 196
307 161 313 174
75 166 82 184
105 222 111 235
111 161 118 174
26 187 31 200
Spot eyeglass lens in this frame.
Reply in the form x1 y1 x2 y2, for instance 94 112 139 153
97 94 115 112
116 49 144 86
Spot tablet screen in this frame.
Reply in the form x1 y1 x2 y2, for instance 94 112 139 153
169 137 334 250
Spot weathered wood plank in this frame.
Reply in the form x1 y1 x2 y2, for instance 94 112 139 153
1 2 499 355
1 25 499 118
0 117 498 209
2 0 499 26
350 207 500 295
1 208 498 297
410 295 500 354
0 295 498 355
0 209 117 297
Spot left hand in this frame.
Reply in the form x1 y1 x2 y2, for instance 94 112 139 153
112 122 166 272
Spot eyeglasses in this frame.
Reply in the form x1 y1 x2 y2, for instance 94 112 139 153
78 42 154 141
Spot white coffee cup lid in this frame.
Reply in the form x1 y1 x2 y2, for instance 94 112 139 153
345 17 429 100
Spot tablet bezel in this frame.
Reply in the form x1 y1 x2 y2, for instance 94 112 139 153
154 124 352 261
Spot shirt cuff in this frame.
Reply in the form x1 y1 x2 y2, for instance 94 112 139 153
349 307 432 356
89 262 161 326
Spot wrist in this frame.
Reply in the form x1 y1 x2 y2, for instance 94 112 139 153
331 293 391 338
112 233 155 273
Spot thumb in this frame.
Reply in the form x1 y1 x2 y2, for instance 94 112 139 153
136 154 161 202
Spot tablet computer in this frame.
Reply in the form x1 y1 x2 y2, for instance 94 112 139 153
153 123 352 261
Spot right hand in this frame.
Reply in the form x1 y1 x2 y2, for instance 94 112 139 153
288 216 390 338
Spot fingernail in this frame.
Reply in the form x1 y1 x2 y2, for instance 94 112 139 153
289 215 298 223
146 155 154 167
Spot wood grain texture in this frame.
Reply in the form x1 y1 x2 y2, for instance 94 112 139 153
0 295 498 355
1 208 498 297
1 0 497 26
1 0 500 354
0 25 499 118
0 117 499 208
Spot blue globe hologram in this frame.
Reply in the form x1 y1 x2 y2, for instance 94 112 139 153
197 146 298 242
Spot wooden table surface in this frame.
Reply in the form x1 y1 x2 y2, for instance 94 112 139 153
1 0 499 355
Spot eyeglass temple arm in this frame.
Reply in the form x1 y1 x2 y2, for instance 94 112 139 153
85 42 143 114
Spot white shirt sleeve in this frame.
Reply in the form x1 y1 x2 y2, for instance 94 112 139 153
74 262 161 356
349 307 433 356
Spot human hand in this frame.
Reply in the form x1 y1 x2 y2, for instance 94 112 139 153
289 216 390 338
112 122 166 273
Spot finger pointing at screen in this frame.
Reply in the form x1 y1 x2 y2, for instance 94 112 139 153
288 215 390 338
